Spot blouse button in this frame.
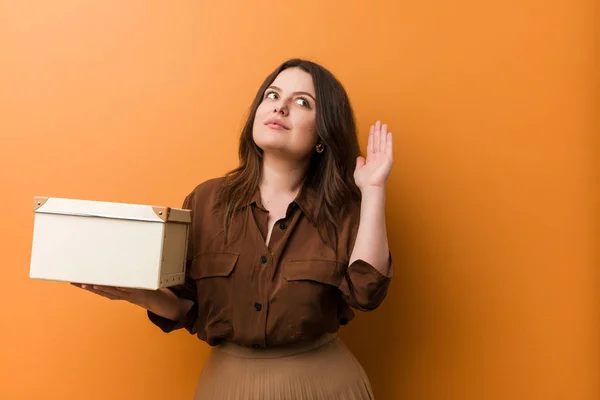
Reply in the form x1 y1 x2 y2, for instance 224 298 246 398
254 302 262 311
279 222 287 230
260 255 267 264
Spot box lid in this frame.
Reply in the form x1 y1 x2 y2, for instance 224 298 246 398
33 197 191 223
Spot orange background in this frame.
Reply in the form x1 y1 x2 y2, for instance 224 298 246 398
0 1 597 399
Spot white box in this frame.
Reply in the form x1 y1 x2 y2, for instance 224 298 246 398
29 196 192 290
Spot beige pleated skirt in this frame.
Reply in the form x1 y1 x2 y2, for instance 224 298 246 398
193 333 374 399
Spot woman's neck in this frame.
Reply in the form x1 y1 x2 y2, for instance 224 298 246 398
259 155 308 199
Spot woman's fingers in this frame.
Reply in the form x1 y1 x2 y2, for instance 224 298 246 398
380 123 388 153
72 283 127 301
87 286 121 300
373 121 381 155
93 285 130 299
366 121 391 160
367 125 374 160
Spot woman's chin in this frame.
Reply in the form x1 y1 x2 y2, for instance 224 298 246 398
258 144 288 155
254 137 287 152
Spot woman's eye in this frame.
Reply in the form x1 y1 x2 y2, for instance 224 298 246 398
296 97 310 108
266 91 278 99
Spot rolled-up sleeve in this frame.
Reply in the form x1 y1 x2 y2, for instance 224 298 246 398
147 193 199 334
339 253 392 311
338 213 393 311
147 268 198 333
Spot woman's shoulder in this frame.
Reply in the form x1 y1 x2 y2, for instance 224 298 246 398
188 176 226 196
340 196 362 222
182 176 227 209
334 196 363 240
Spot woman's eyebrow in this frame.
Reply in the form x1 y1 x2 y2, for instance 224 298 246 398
268 86 316 101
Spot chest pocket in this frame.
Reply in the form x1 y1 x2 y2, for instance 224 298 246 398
189 252 239 279
283 259 345 287
189 252 239 332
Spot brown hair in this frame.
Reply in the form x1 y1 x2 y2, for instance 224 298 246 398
217 58 362 248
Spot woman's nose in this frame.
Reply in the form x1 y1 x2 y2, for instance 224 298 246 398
273 103 288 116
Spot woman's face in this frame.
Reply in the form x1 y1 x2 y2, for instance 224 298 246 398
252 67 318 160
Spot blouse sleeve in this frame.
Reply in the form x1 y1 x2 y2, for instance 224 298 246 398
338 225 393 311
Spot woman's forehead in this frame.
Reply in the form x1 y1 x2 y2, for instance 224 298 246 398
271 68 315 95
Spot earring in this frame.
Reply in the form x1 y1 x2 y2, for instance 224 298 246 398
316 143 325 153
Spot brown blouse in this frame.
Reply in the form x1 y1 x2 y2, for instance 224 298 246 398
148 177 392 348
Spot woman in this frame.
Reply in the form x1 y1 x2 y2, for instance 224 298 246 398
74 58 394 399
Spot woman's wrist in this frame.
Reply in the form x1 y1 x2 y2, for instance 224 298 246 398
360 186 386 206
